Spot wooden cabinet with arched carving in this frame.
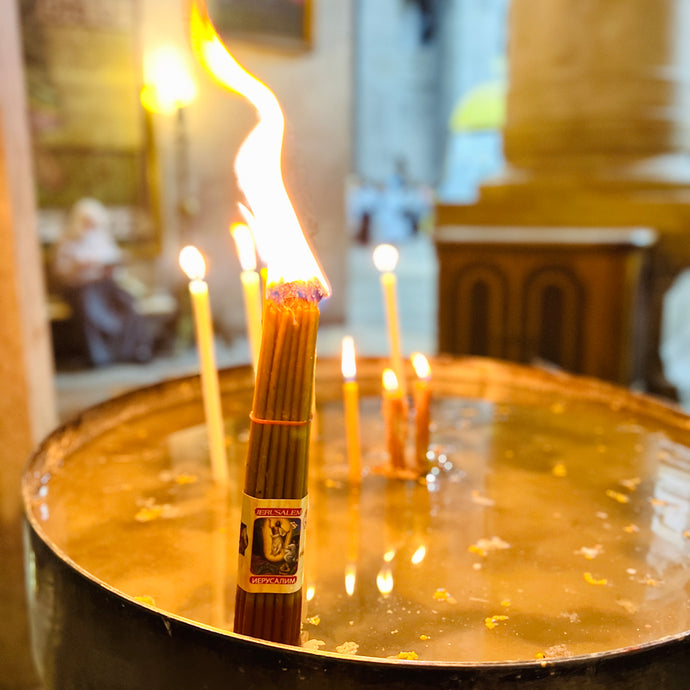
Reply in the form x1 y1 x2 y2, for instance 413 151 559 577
435 226 656 385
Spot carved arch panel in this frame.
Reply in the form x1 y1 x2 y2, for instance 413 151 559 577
452 263 509 358
522 266 585 371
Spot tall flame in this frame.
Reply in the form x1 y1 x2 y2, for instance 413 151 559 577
189 1 329 295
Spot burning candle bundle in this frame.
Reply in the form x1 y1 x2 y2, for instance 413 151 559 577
190 0 330 645
237 279 325 644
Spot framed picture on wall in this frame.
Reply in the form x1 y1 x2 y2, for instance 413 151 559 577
209 0 312 51
19 0 160 251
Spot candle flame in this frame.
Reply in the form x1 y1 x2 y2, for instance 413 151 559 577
376 566 394 595
306 584 316 602
179 245 206 281
382 368 400 393
345 564 356 596
383 548 396 563
341 336 357 380
411 544 427 565
411 352 431 380
189 1 329 295
230 222 257 272
373 244 399 273
238 202 269 266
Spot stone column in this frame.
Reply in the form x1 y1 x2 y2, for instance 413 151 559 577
1 3 57 685
0 0 57 522
499 0 690 191
435 0 690 395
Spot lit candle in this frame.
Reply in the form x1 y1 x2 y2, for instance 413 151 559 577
230 222 263 375
411 352 431 474
341 336 362 483
238 202 269 305
382 368 407 471
373 244 406 398
190 0 330 645
179 246 228 485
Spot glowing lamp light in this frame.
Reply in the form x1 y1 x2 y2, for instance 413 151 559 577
141 46 197 114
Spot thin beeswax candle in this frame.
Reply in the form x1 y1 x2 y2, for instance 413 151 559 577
411 352 431 474
230 222 262 375
179 245 228 485
382 368 406 471
341 336 362 483
373 244 406 398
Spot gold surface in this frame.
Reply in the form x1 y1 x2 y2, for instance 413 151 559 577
26 358 690 663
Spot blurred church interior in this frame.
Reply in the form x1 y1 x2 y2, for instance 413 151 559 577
5 0 690 686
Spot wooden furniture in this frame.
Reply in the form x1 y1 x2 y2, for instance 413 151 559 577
434 226 657 385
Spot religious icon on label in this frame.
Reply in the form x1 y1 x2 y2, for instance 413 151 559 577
253 516 300 575
237 496 307 593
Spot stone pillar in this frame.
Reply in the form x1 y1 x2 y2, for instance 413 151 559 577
435 0 690 395
1 3 57 685
0 0 57 521
499 0 690 192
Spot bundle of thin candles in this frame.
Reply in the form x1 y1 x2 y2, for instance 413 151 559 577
188 0 329 644
234 279 324 644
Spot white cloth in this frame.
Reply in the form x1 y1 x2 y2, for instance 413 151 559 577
54 225 122 286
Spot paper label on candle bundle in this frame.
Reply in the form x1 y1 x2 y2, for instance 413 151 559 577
237 494 308 594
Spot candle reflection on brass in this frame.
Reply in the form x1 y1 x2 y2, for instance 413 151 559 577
376 566 394 596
